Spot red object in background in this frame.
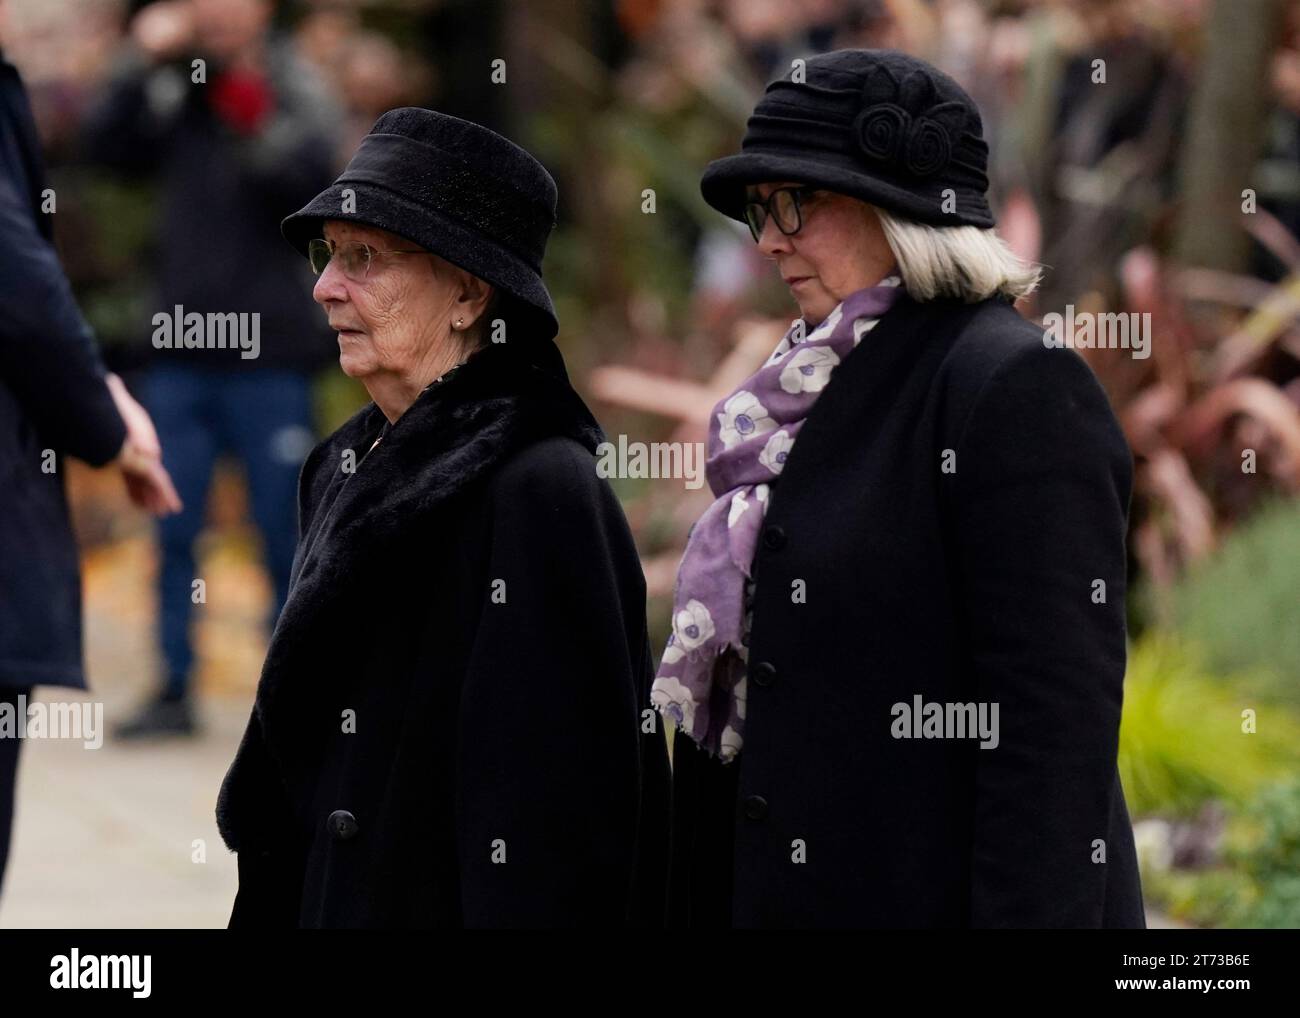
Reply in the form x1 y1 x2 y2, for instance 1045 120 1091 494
209 69 274 134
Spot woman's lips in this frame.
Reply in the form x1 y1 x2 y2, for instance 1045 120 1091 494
786 276 812 288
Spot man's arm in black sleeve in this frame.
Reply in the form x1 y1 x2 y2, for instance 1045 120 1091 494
0 176 125 464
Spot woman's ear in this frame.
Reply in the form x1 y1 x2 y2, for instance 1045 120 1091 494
456 275 494 326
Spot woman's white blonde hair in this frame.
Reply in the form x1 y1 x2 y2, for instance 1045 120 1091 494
873 206 1040 303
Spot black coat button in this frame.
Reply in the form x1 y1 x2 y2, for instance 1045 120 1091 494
762 525 786 551
327 809 359 841
753 661 777 687
743 794 769 820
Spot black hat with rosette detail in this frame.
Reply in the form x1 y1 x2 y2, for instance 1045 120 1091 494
700 49 995 229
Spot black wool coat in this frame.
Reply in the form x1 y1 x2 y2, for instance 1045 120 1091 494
0 54 126 691
668 293 1146 929
215 341 670 927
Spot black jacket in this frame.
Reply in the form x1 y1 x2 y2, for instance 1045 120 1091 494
0 53 126 690
668 293 1146 929
215 341 671 927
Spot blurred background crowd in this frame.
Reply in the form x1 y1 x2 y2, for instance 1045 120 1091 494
1 0 1298 928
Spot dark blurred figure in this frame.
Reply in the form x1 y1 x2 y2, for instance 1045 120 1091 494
82 0 340 738
1 22 180 893
1255 9 1300 281
1033 0 1188 307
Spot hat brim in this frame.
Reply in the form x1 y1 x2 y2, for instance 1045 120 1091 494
281 184 559 341
700 150 992 229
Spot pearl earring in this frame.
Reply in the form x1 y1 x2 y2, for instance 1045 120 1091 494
455 318 464 328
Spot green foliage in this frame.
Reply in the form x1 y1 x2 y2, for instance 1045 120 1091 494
1118 634 1300 819
61 172 158 352
312 369 368 435
1219 777 1300 927
1150 498 1300 707
1143 778 1300 928
1142 865 1250 928
72 174 159 267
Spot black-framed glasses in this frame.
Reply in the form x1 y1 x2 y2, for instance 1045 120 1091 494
307 238 435 281
743 185 819 243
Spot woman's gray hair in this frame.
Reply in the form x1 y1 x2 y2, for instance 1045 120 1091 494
874 207 1041 303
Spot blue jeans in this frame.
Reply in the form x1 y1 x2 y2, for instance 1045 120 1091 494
145 365 315 700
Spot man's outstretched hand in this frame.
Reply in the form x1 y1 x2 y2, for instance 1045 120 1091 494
106 373 183 516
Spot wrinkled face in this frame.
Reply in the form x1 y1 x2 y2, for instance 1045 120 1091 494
747 181 896 326
311 220 465 382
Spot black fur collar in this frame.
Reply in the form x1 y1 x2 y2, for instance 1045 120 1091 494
292 342 601 578
216 342 603 852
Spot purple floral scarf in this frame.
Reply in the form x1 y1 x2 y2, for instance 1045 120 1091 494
651 277 904 762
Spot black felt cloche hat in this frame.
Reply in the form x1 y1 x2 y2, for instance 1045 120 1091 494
282 107 562 340
701 49 995 230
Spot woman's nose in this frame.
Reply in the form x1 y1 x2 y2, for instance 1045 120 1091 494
312 258 349 305
756 215 793 256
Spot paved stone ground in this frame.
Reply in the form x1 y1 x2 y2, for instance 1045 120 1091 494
0 691 248 928
0 526 263 930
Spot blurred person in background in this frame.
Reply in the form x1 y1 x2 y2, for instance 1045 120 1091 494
1255 4 1300 281
80 0 341 738
1028 0 1188 308
292 7 427 165
0 15 180 896
333 30 425 160
655 49 1145 928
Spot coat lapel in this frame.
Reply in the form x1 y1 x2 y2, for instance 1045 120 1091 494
769 294 992 497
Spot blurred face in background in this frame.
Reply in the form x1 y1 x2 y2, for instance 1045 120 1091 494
342 34 408 117
191 0 271 62
749 181 897 327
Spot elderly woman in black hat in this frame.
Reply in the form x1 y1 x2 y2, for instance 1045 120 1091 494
656 50 1145 928
215 108 669 928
